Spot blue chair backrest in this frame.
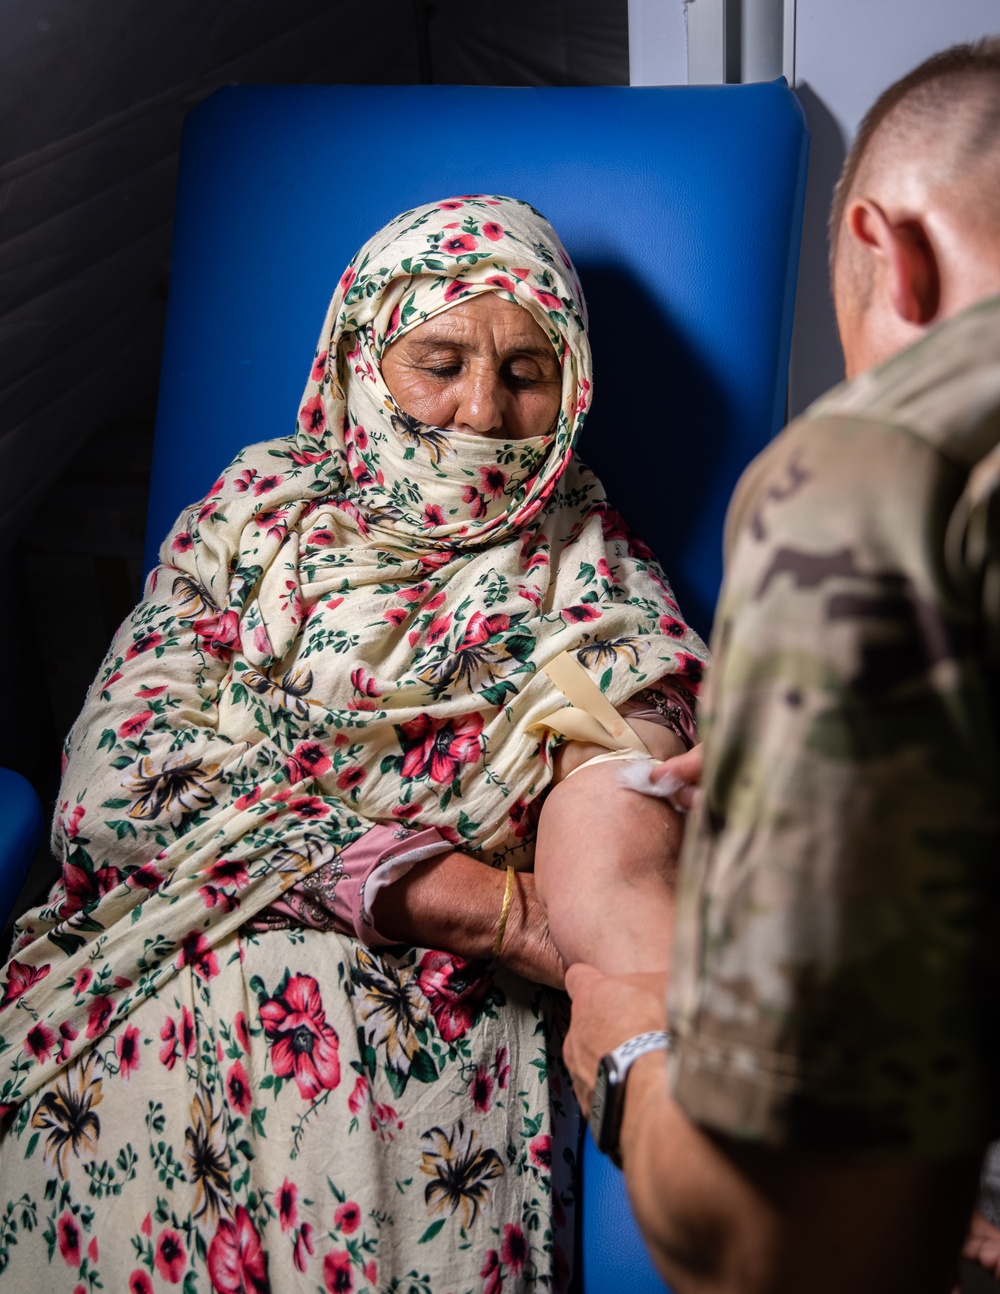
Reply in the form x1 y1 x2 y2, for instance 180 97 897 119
146 82 807 638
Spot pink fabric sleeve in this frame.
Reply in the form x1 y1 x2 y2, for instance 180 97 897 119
254 825 451 947
620 677 699 749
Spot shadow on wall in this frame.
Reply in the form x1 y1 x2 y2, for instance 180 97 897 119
788 83 848 417
577 264 729 640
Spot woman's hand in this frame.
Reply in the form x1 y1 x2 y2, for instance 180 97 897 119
371 851 565 989
494 869 566 989
651 741 703 812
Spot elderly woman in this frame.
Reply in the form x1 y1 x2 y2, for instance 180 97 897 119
0 196 705 1292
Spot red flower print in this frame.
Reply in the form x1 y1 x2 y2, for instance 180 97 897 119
0 958 50 1009
293 1222 315 1272
369 1101 404 1141
336 766 366 792
127 861 165 890
391 802 422 823
234 468 258 492
675 651 704 685
207 858 250 889
350 667 382 698
57 1021 78 1063
226 1060 252 1115
287 795 330 819
398 712 484 785
118 709 153 739
501 1224 527 1274
426 613 451 645
252 474 284 496
191 609 242 659
57 1212 81 1266
423 503 445 527
171 531 194 553
117 1024 141 1079
86 995 114 1039
528 1134 552 1169
277 1178 298 1233
136 684 168 698
61 861 123 915
442 233 477 253
659 614 686 638
530 286 563 311
439 200 463 210
323 1250 354 1293
58 801 86 840
259 973 341 1100
508 794 541 840
311 349 328 381
416 950 494 1042
460 610 510 649
347 1075 369 1114
560 604 602 624
469 1064 495 1112
235 1011 251 1052
482 222 504 241
383 606 408 626
462 485 488 519
126 630 162 659
155 1228 185 1284
299 395 326 437
511 267 530 280
444 278 471 303
334 1201 361 1235
339 266 357 293
255 507 289 540
286 741 333 783
477 466 508 499
234 786 262 812
289 445 331 467
485 274 516 293
176 931 220 981
24 1022 56 1062
129 1272 154 1294
364 1260 377 1286
481 1249 503 1294
142 1213 152 1236
495 1045 510 1089
207 1206 268 1294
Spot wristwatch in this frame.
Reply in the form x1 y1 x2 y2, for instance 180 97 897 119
589 1030 671 1165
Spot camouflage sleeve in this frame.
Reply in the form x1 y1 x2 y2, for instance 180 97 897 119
668 412 1000 1155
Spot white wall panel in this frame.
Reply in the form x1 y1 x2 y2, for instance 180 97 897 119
789 0 1000 414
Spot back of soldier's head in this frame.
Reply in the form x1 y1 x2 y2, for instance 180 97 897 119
830 37 1000 278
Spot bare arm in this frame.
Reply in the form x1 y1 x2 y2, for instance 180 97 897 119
372 850 565 988
564 964 981 1294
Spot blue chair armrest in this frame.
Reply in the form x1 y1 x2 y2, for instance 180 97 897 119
0 769 46 929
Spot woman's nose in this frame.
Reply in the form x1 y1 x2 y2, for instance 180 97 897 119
451 368 505 436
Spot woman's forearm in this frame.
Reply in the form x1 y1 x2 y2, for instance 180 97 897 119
372 851 565 988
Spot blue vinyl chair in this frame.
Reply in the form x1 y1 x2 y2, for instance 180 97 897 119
0 769 45 929
144 82 808 1293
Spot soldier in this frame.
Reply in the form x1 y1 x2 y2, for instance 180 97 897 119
564 38 1000 1294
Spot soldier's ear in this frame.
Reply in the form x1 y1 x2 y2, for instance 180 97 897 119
845 199 940 326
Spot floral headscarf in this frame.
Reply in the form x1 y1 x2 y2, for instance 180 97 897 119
0 197 706 1110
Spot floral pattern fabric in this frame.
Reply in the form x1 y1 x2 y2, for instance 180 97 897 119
0 195 707 1290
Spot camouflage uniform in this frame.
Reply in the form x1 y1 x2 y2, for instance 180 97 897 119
669 294 1000 1155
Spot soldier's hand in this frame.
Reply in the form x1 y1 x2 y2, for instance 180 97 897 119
563 964 668 1116
651 741 703 812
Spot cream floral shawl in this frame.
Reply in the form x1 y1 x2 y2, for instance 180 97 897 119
0 196 706 1110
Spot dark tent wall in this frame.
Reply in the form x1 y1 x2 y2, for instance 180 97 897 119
0 0 628 861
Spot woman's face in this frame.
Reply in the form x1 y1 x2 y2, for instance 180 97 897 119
380 294 562 441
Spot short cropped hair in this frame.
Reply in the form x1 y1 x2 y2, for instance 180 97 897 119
829 37 1000 273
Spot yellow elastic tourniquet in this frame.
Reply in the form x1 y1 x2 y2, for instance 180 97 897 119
531 651 652 778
